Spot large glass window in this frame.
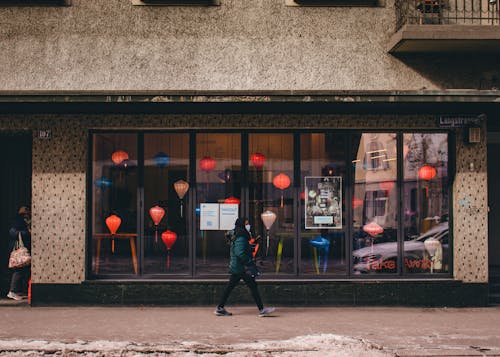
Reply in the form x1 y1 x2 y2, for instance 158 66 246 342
403 133 449 274
90 130 451 279
300 133 347 275
91 133 138 275
351 133 398 275
195 133 241 275
143 133 190 275
249 133 295 276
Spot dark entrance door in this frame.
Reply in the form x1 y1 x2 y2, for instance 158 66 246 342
488 135 500 273
0 133 32 297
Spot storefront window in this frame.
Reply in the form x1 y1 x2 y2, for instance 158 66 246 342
91 133 138 275
249 133 295 276
143 133 190 275
352 133 398 275
90 130 450 279
300 133 347 275
403 133 449 274
195 133 241 275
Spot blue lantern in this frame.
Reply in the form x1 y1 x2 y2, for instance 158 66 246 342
94 176 112 189
310 236 330 274
153 152 171 167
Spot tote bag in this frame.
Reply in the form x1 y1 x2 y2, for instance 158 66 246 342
8 232 31 269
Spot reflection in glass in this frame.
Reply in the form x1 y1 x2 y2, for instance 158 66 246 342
403 133 449 274
249 133 294 276
300 133 347 275
144 133 190 275
352 133 398 274
195 133 241 275
92 133 138 275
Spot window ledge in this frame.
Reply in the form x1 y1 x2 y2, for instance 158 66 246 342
132 0 220 5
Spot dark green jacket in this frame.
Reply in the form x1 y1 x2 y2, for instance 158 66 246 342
229 235 254 274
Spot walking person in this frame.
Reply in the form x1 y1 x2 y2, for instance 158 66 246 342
215 217 275 317
7 206 31 300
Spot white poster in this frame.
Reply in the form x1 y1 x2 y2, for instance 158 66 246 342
200 203 220 230
219 204 239 230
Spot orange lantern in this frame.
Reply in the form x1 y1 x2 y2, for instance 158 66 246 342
111 150 129 165
149 206 165 243
224 196 241 204
363 221 384 237
173 180 189 218
105 214 121 253
161 230 178 268
418 165 437 181
250 152 266 169
352 197 363 209
199 156 216 172
379 181 395 192
273 173 291 207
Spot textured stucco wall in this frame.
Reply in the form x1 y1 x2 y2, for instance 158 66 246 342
0 114 489 283
0 0 498 91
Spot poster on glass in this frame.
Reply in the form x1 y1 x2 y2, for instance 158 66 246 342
305 176 342 229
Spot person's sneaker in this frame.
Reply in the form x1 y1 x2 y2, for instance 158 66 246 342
7 291 24 301
258 307 275 317
214 306 232 316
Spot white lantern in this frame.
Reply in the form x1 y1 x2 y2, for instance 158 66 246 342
261 210 277 256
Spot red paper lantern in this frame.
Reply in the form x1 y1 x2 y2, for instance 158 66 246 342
162 230 177 250
149 206 165 243
161 230 178 268
111 150 129 165
199 156 216 172
352 197 363 209
250 152 266 169
105 214 121 235
224 196 241 204
300 191 306 201
418 165 437 181
379 181 395 192
273 173 291 190
363 221 384 237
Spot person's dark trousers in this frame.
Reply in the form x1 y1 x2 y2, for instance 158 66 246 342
10 266 29 294
218 273 264 310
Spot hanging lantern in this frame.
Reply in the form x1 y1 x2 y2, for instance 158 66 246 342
111 150 129 165
173 180 189 218
363 221 384 237
418 165 437 181
105 214 121 253
224 196 241 204
199 156 216 172
250 152 266 169
261 210 277 256
424 238 442 273
153 152 171 167
352 197 363 209
379 181 395 192
149 206 165 243
300 191 306 201
161 230 178 268
94 176 112 189
273 173 291 207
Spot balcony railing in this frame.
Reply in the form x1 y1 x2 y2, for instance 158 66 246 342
396 0 499 30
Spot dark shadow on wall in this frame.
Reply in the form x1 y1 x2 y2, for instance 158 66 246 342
392 53 500 90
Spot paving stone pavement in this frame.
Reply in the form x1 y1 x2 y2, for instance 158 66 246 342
1 302 499 356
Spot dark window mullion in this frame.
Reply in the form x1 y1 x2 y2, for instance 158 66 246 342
137 133 145 276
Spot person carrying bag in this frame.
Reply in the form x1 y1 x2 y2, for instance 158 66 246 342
6 206 31 301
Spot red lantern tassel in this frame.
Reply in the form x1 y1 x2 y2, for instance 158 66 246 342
112 238 115 253
155 228 158 244
280 192 284 208
167 250 171 269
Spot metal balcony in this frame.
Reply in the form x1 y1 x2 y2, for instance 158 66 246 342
388 0 500 53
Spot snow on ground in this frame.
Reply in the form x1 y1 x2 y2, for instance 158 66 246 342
0 334 391 356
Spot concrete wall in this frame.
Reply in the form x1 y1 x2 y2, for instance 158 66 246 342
0 114 489 283
0 0 498 91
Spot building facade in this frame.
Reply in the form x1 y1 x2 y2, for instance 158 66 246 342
0 0 499 306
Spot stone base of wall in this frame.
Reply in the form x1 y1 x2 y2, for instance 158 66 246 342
31 280 489 307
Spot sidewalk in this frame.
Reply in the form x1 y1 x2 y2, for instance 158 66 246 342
0 300 500 356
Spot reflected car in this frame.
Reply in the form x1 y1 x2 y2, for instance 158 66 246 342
352 221 449 274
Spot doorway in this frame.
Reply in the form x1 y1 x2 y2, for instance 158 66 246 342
0 133 32 297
